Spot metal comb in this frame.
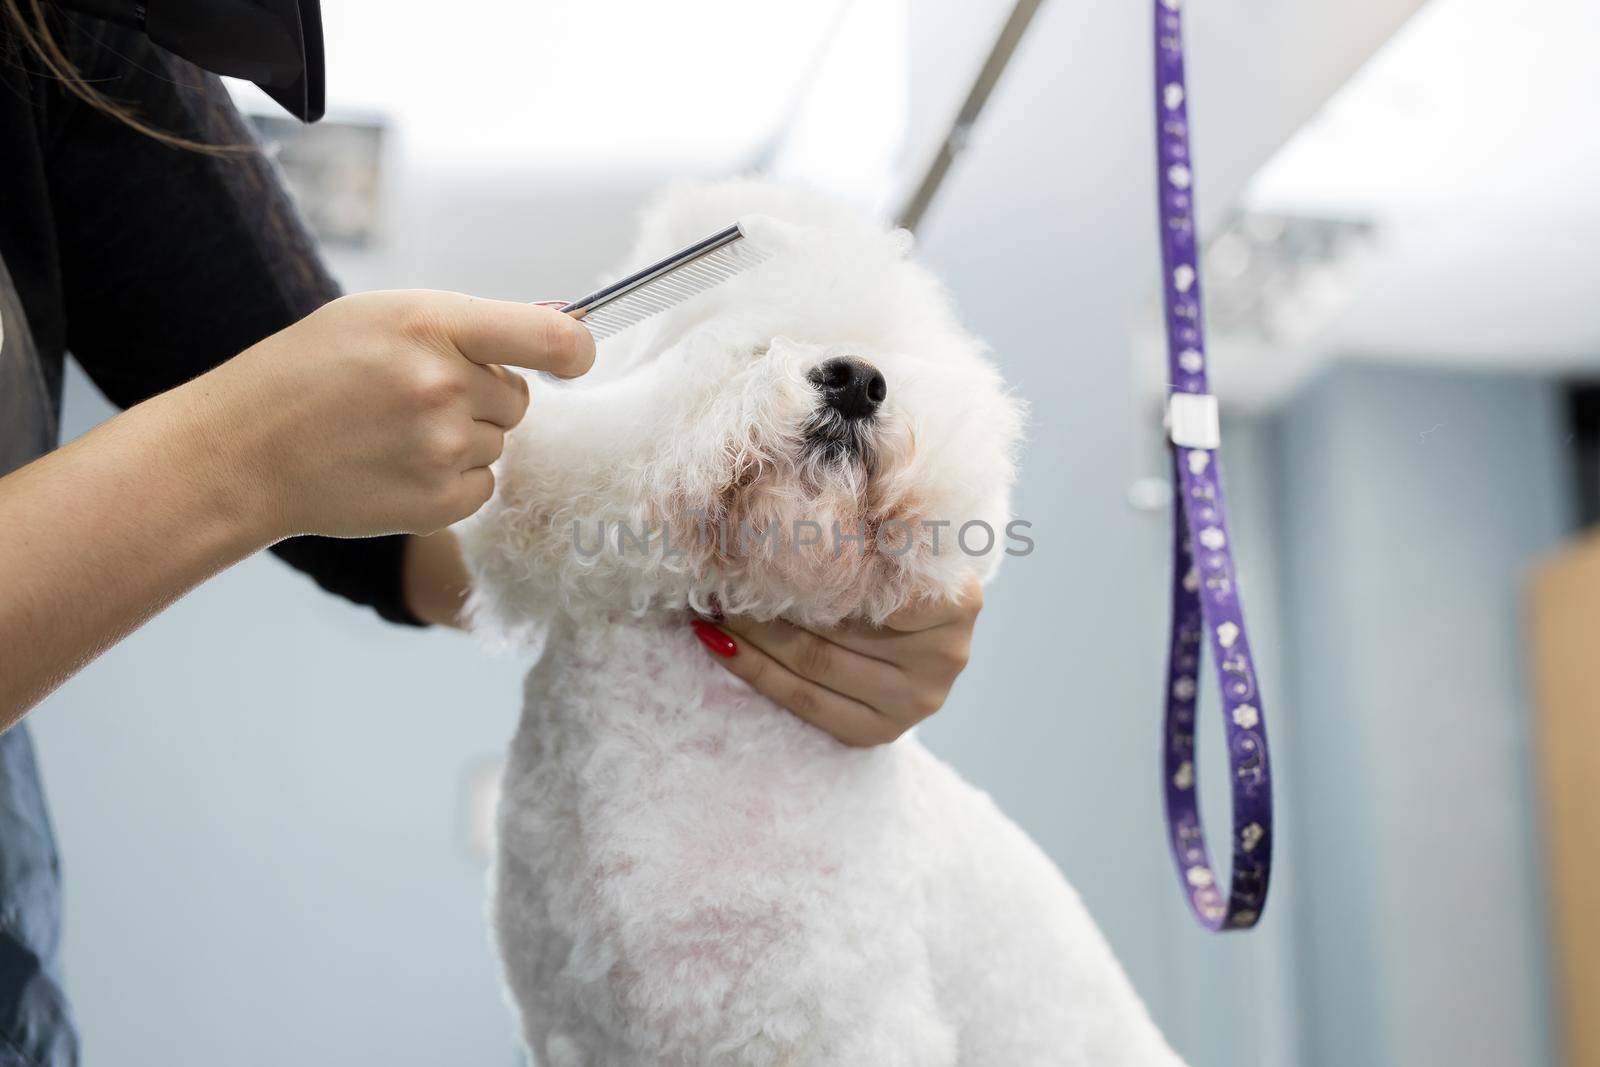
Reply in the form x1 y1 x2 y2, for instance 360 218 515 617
559 223 768 343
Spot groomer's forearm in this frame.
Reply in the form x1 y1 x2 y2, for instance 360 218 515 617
0 380 273 727
402 529 472 629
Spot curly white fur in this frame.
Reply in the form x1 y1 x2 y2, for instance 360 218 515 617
459 179 1186 1067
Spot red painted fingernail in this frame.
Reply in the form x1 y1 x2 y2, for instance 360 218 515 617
690 618 737 658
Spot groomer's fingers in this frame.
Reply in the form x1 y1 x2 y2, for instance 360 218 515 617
465 363 530 429
412 292 595 378
815 577 984 661
718 616 911 709
689 620 900 747
741 576 983 734
462 421 507 471
884 576 984 633
449 467 497 520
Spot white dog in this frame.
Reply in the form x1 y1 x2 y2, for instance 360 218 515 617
459 180 1185 1067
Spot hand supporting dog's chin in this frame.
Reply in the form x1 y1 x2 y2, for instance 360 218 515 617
688 573 984 748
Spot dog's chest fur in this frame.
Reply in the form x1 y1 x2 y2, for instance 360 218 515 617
491 612 936 1064
488 613 1186 1067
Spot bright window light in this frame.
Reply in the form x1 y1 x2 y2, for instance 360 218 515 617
766 0 911 215
234 0 853 171
1245 0 1600 218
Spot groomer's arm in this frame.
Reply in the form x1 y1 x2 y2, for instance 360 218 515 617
402 529 475 628
0 292 593 726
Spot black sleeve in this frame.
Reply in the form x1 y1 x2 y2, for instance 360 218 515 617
42 19 423 626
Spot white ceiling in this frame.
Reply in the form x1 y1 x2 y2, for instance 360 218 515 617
232 0 853 171
1218 0 1600 405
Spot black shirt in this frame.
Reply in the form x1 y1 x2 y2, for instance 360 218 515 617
0 15 422 627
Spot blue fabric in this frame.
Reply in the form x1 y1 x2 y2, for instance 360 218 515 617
0 727 77 1067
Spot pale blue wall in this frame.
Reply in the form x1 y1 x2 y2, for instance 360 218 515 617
1265 363 1566 1067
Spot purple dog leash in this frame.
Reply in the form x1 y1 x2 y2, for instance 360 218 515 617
1154 0 1272 931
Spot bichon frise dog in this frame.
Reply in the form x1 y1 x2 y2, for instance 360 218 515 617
459 180 1185 1067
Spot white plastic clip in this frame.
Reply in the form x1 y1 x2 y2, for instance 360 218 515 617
1167 393 1221 450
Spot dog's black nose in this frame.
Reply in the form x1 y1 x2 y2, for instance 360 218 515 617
808 357 886 421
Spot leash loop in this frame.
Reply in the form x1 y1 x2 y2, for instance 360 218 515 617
1155 0 1273 931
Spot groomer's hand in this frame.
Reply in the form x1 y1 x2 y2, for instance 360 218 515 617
202 290 594 540
689 576 983 746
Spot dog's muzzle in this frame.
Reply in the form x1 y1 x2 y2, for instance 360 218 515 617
804 357 884 462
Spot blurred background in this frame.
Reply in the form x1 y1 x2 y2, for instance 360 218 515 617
31 0 1600 1063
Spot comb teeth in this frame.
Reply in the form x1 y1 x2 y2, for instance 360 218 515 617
560 225 770 343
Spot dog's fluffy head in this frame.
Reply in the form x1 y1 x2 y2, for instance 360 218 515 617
462 179 1024 633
